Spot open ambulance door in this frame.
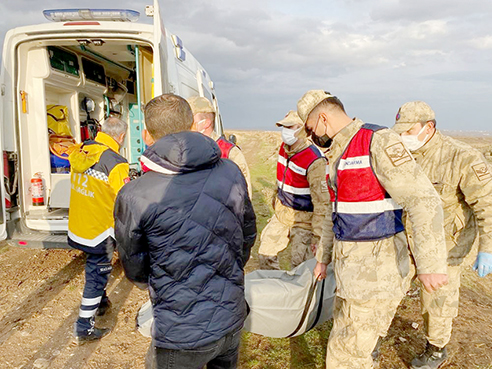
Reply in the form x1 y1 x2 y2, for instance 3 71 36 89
151 0 169 96
0 72 7 241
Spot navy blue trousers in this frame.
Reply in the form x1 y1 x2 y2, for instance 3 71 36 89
75 251 113 332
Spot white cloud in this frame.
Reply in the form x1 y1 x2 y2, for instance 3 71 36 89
1 0 492 130
469 36 492 50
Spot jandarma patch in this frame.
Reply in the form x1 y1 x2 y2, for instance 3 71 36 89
384 142 412 166
321 180 329 193
472 163 492 181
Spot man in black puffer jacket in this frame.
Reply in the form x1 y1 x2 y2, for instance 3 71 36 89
114 94 256 369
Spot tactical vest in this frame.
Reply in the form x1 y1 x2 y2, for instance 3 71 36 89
216 137 235 159
327 124 404 241
277 144 324 212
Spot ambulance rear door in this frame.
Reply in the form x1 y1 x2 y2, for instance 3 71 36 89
151 0 169 96
0 66 8 241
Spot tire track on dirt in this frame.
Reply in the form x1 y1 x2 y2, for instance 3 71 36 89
0 253 85 345
17 261 135 369
61 274 135 369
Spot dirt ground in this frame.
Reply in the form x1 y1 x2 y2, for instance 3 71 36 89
0 131 491 368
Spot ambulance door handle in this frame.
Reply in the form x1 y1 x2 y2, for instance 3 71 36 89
20 91 28 114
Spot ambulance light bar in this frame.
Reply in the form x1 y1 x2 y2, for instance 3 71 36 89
43 9 140 23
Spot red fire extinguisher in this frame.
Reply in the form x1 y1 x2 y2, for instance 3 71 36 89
31 172 44 206
3 152 11 209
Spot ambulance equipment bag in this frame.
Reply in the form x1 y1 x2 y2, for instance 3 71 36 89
47 105 73 137
135 259 336 339
243 258 336 338
49 135 76 173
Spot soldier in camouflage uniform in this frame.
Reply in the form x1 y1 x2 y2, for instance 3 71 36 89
258 111 329 269
297 90 449 369
187 96 252 198
393 101 492 369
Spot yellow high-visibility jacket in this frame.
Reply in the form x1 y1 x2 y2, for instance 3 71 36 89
68 132 129 252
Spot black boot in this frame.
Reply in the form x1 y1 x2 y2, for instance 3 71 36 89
411 342 448 369
96 292 111 316
74 317 110 344
371 337 383 368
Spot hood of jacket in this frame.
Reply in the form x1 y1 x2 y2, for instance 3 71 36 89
68 132 119 173
141 131 221 174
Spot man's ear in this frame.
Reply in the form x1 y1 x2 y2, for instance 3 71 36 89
204 119 214 130
143 129 155 146
117 132 126 146
319 112 329 125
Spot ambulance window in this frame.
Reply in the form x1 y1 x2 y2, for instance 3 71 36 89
202 88 213 103
47 46 80 77
82 58 106 86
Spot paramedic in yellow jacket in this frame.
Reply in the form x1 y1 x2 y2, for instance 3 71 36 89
392 101 492 369
258 111 329 270
68 117 129 343
187 96 252 199
298 90 449 369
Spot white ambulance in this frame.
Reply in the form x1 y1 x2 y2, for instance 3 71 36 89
0 1 224 247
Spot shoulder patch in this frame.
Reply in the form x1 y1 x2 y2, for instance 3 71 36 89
321 180 329 193
384 142 412 167
472 162 492 181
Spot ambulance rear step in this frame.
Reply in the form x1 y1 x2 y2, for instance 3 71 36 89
6 219 70 249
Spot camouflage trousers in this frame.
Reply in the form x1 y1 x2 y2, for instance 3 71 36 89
421 264 461 348
326 233 415 368
258 214 313 269
326 297 403 368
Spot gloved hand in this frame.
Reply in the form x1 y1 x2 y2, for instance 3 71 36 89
473 252 492 277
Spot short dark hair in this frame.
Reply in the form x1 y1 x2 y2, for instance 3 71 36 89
144 94 193 139
316 96 346 114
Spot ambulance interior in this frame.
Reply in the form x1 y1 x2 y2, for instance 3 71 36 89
15 39 155 231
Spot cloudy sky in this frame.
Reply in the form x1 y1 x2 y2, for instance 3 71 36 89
1 0 492 131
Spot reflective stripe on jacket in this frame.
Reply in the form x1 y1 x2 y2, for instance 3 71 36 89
329 124 404 241
277 144 324 212
68 132 129 252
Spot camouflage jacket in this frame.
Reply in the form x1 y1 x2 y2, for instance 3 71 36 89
409 130 492 265
317 119 447 278
274 139 330 242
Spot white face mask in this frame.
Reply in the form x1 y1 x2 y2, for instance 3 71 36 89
401 124 429 152
281 126 301 146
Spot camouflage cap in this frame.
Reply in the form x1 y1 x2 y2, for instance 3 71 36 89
392 101 435 134
276 110 303 127
186 96 215 114
297 90 335 123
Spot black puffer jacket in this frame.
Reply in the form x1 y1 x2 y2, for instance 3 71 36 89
114 131 256 350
